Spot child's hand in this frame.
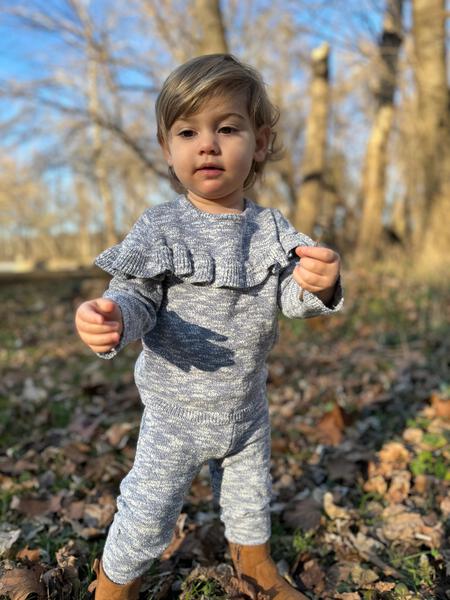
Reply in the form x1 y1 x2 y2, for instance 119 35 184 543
75 298 123 353
293 246 340 305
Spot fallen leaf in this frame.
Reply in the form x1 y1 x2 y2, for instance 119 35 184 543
439 495 450 518
378 442 411 477
181 564 267 600
83 495 116 529
413 474 430 495
431 392 450 420
105 422 134 448
10 493 63 517
62 441 90 464
386 470 411 504
315 403 348 446
363 474 387 496
373 581 396 592
0 524 21 558
0 564 46 599
16 546 41 562
299 558 325 594
380 505 443 548
62 499 86 520
22 378 47 403
41 565 81 599
402 427 423 446
350 564 378 585
160 513 189 561
323 492 350 520
283 496 322 532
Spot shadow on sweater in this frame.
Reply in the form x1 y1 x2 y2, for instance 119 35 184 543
144 310 236 372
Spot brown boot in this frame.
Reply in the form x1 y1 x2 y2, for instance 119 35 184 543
229 542 309 599
88 558 142 599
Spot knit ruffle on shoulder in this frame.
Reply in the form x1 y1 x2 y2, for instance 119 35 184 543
95 200 315 289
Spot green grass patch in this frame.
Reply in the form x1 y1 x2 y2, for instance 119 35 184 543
180 576 226 599
410 450 449 479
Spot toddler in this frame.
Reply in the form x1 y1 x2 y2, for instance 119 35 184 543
75 53 342 600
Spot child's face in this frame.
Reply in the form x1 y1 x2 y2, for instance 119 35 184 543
162 94 270 211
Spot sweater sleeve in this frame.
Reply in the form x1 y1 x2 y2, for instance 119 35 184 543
277 260 344 319
96 274 163 359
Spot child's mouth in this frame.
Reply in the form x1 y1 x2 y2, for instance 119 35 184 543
196 164 224 174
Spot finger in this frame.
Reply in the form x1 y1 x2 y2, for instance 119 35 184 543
293 267 320 292
76 303 106 325
77 301 117 325
78 321 121 335
294 264 329 291
95 298 117 314
296 256 328 276
82 332 121 347
295 245 338 263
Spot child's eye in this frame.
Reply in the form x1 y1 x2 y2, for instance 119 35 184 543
219 126 238 134
178 130 195 138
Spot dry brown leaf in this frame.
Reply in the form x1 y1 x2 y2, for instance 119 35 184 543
105 422 134 448
180 564 267 600
41 565 80 599
55 539 87 569
413 474 430 495
160 513 188 561
323 492 350 520
0 525 21 558
0 458 39 476
373 581 396 592
348 531 384 557
299 558 325 594
402 427 423 446
440 495 450 518
325 455 360 485
363 474 387 496
0 564 46 600
380 505 443 548
431 392 450 420
282 497 322 532
15 546 41 562
63 499 86 520
378 442 410 477
350 564 378 585
315 403 347 446
62 441 90 463
386 470 411 504
68 413 104 441
10 492 63 517
83 495 116 529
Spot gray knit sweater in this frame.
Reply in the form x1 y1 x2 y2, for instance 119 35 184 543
95 194 343 415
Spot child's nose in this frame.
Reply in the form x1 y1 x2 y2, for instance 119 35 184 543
198 133 219 154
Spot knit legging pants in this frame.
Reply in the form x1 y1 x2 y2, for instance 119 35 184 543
102 397 272 584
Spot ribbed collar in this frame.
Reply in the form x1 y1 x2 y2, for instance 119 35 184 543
177 194 253 222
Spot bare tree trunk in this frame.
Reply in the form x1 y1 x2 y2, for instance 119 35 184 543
294 43 330 237
357 0 403 259
193 0 228 54
412 0 450 272
74 177 92 265
73 0 117 247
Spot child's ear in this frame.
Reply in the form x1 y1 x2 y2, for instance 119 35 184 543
161 142 173 166
254 126 271 162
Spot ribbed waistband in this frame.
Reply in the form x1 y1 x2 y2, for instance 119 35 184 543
139 391 268 424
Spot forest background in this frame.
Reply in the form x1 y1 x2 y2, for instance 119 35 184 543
0 1 449 600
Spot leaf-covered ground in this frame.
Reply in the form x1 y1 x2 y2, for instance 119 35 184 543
0 269 449 600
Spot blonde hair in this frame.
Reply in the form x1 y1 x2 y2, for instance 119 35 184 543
155 53 280 191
